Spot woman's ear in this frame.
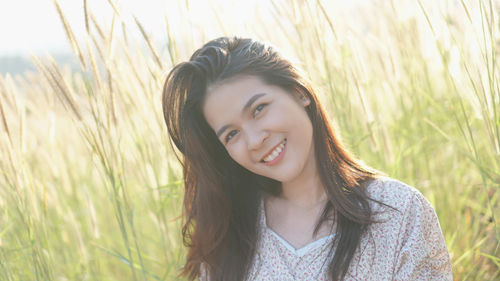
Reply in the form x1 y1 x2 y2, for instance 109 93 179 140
299 95 311 106
294 89 311 106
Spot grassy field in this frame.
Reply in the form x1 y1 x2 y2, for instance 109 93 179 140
0 0 498 280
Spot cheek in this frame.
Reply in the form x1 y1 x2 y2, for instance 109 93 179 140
288 110 313 147
226 142 250 166
276 104 311 133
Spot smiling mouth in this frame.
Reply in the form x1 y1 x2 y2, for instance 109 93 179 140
260 139 287 163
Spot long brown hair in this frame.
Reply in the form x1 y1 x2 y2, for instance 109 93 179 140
162 37 382 281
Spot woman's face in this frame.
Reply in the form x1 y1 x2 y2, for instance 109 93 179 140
203 75 315 183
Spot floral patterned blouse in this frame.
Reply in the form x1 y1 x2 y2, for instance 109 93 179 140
200 177 453 280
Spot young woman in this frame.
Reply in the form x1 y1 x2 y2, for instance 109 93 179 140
162 37 452 281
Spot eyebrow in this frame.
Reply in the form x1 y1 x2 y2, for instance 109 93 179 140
215 93 267 138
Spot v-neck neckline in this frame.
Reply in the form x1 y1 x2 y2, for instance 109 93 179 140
259 195 335 256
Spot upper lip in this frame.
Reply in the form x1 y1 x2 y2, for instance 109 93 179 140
259 139 285 162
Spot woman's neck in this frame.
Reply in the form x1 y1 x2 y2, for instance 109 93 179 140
279 167 327 209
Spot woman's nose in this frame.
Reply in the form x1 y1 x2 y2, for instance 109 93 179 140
246 128 269 151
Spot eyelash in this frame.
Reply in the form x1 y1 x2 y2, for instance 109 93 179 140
224 103 269 144
225 130 238 143
253 103 268 117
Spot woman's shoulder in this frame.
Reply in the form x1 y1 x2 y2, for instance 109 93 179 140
358 176 453 280
362 176 432 214
352 177 453 280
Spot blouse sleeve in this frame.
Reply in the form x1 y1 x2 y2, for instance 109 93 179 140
393 190 453 280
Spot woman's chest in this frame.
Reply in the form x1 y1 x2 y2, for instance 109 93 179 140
264 199 335 250
251 196 400 281
248 227 397 281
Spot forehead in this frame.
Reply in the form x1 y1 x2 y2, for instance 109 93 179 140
202 75 272 125
206 75 268 101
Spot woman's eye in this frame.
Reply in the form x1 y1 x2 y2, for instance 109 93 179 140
253 103 268 117
225 130 239 143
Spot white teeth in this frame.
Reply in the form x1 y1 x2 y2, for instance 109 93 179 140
263 140 286 162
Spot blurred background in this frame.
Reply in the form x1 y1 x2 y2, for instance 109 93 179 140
0 0 498 280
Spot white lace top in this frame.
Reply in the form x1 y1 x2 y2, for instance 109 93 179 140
200 177 453 280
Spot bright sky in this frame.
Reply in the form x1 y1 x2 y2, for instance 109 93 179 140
0 0 166 56
0 0 367 56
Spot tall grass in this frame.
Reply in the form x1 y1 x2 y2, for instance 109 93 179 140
0 0 498 280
